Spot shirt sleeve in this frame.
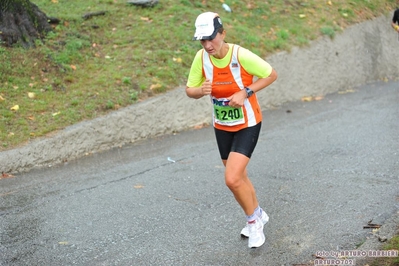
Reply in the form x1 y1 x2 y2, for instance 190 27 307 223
238 47 273 79
186 49 206 88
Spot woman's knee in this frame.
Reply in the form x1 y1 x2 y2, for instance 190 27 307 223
225 172 245 190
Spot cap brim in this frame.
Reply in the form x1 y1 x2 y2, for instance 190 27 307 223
192 29 218 41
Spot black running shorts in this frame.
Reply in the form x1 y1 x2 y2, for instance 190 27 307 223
214 122 262 160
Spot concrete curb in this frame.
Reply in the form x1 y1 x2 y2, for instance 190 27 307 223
351 210 399 265
1 14 398 174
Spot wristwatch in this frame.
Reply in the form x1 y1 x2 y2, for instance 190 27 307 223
245 87 254 97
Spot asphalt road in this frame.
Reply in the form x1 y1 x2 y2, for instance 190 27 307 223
1 80 398 266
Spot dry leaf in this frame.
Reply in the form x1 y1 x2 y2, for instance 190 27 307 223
301 96 313 102
1 172 15 178
372 228 380 233
149 83 162 90
10 105 19 111
338 89 355 94
173 57 182 63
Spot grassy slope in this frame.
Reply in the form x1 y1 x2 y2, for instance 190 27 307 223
0 0 397 151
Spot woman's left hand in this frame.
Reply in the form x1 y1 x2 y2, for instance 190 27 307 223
227 90 247 108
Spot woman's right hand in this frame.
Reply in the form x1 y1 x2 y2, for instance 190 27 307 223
201 79 212 96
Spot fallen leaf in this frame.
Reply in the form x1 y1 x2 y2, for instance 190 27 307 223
10 105 19 111
149 83 162 90
372 228 380 233
301 96 313 102
1 172 15 178
173 57 182 63
338 89 355 94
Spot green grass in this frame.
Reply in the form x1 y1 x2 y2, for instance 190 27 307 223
369 235 399 266
0 0 397 150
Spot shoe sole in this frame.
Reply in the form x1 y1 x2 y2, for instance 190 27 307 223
248 233 265 248
241 215 269 238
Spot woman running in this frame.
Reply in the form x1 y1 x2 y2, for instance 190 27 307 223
185 12 278 248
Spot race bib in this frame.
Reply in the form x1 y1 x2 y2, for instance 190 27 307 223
212 98 245 126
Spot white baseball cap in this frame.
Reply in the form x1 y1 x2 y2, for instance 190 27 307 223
192 12 223 41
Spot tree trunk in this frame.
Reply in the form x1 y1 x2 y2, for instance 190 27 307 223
0 0 52 48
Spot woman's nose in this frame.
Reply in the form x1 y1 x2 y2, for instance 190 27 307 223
202 40 212 48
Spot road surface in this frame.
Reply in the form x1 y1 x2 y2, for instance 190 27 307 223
1 80 398 266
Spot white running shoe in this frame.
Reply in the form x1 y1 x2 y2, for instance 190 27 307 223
240 211 269 238
247 217 265 248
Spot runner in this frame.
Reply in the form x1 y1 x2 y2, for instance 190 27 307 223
391 8 399 35
185 12 278 248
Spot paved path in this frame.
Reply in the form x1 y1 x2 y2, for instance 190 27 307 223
1 80 398 266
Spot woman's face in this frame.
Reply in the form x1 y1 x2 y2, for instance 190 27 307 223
199 31 226 58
